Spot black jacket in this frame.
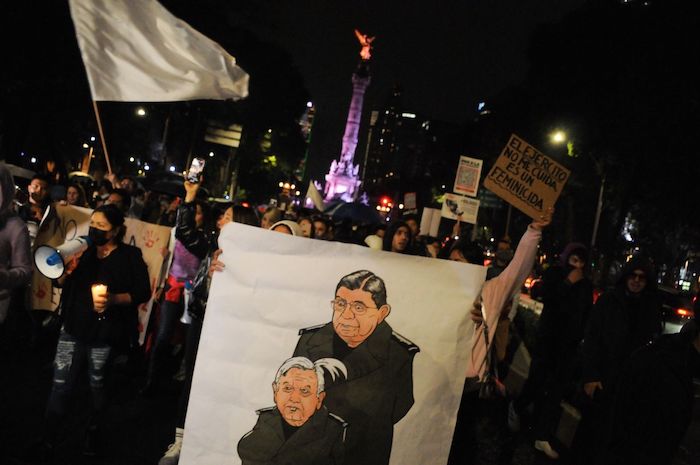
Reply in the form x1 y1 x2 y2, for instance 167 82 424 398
536 264 593 361
61 243 151 346
175 202 209 261
603 333 699 465
581 273 662 390
293 321 419 465
238 406 346 465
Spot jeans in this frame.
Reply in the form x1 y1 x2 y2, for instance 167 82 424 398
45 328 112 420
177 315 203 427
146 299 183 384
448 380 514 465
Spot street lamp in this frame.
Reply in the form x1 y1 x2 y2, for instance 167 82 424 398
550 130 567 144
136 107 147 117
549 130 606 250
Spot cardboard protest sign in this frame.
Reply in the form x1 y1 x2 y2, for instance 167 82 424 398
31 206 93 312
30 205 171 343
441 193 480 224
123 217 172 343
453 156 483 197
182 223 486 465
483 134 570 219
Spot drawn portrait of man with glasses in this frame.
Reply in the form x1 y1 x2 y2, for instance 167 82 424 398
293 270 420 465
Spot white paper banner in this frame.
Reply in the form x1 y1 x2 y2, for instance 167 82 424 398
182 223 486 465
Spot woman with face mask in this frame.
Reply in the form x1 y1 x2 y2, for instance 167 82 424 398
38 204 151 458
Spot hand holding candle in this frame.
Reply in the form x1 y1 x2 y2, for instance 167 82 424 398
91 283 109 317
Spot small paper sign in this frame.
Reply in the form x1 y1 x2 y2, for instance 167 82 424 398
419 208 442 237
441 193 480 224
403 192 417 210
453 156 483 197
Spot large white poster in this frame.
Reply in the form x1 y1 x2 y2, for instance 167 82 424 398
182 223 486 465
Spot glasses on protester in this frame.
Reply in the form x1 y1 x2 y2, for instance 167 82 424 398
331 297 377 315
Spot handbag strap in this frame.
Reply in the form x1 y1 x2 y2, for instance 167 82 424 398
482 321 499 381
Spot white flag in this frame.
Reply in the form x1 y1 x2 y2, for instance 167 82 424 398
305 181 325 212
69 0 249 102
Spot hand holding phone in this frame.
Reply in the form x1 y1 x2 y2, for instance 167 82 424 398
186 158 205 183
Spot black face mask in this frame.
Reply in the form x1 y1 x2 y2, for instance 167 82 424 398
89 227 112 246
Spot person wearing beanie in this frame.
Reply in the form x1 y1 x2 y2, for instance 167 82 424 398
509 242 593 459
575 254 662 463
270 220 303 237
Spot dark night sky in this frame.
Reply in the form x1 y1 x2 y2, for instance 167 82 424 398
223 0 589 180
2 0 588 182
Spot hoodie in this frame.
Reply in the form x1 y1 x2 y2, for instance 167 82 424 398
558 241 588 268
581 254 662 388
382 220 414 254
0 163 33 295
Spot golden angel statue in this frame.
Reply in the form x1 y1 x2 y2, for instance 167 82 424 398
354 29 375 61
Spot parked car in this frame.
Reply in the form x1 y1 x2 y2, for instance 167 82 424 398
657 285 695 334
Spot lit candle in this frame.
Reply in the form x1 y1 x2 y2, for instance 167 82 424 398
91 284 108 314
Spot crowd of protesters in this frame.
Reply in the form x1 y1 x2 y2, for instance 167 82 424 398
0 161 698 465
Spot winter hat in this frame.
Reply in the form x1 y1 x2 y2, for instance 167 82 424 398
559 242 588 267
270 220 302 237
616 254 657 290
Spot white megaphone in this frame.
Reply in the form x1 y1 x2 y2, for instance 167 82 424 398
34 236 92 279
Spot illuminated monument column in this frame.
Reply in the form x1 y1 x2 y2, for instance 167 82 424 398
323 30 374 202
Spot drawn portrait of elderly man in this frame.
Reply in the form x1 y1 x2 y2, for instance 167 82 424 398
293 270 420 465
238 357 348 465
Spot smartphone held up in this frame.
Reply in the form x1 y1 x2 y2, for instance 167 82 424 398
186 157 205 183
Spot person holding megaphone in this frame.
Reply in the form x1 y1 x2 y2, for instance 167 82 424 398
36 204 151 459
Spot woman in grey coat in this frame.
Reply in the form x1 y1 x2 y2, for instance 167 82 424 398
0 162 32 326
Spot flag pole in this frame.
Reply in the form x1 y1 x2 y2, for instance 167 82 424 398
91 100 113 174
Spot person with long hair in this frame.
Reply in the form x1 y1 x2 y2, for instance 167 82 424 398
0 163 32 334
38 204 150 458
382 220 414 254
260 206 282 229
157 201 259 465
141 180 210 396
65 183 89 208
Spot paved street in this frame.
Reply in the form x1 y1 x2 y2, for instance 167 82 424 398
0 315 178 465
1 306 698 465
